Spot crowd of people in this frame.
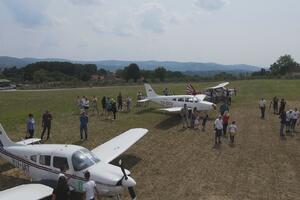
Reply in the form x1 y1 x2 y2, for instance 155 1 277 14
180 104 209 131
51 170 99 200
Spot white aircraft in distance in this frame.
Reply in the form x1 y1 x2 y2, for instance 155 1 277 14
0 124 148 200
187 82 235 102
138 84 216 112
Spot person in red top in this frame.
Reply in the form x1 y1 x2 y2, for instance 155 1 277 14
222 111 230 137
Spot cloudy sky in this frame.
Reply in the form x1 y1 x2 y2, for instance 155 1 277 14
0 0 299 67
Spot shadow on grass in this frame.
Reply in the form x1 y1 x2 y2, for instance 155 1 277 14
0 174 30 190
0 162 14 173
110 154 141 170
135 107 156 115
155 115 181 130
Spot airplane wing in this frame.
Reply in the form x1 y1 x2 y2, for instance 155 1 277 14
92 128 148 163
16 138 41 145
159 107 183 112
207 82 229 89
195 94 206 101
137 99 149 103
0 184 53 200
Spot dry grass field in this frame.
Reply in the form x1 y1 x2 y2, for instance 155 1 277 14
0 80 300 200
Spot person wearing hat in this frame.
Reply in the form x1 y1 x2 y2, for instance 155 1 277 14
80 111 89 141
214 115 223 145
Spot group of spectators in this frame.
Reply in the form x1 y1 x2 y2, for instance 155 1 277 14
180 104 209 131
26 110 53 141
52 170 99 200
259 96 299 138
214 111 237 146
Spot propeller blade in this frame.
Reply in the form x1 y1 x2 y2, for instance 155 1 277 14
128 187 136 200
119 159 128 180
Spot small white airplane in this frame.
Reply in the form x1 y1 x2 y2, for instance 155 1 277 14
0 124 148 200
138 84 216 112
187 82 235 100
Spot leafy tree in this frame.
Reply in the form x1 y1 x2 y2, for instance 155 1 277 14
270 55 299 75
124 63 140 82
154 67 167 81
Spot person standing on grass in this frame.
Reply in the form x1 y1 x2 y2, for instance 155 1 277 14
286 110 293 134
259 98 266 119
291 108 299 133
117 92 123 111
228 121 237 145
52 176 70 200
80 111 88 141
202 114 208 132
41 110 53 140
126 96 132 112
279 110 286 138
83 171 99 200
279 98 286 115
92 96 99 115
214 115 223 145
190 107 197 129
181 104 189 128
111 98 117 120
272 96 279 114
222 111 230 137
101 96 107 115
26 113 35 139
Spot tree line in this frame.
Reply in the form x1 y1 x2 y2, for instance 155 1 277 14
252 55 300 78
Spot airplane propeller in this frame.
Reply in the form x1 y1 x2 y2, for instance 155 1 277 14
119 159 137 200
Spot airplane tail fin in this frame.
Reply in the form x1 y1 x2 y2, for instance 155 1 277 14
144 84 158 98
0 124 15 147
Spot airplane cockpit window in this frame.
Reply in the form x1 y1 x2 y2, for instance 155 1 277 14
39 155 51 166
0 140 3 147
53 156 69 170
185 98 193 103
172 98 177 101
178 98 184 102
72 149 100 171
30 155 37 163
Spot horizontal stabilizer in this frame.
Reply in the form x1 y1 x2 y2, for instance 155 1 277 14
16 138 41 145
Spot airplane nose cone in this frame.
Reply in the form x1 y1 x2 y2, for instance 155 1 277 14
122 176 136 187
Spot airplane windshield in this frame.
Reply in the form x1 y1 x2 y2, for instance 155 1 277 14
72 149 100 171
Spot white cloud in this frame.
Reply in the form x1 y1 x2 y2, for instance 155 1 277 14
195 0 229 11
68 0 102 6
1 0 49 28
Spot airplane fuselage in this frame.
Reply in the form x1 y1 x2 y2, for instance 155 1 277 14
149 95 214 111
0 144 127 197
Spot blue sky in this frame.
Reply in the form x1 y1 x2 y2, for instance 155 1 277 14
0 0 299 67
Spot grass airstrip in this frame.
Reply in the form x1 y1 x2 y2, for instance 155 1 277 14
0 79 300 200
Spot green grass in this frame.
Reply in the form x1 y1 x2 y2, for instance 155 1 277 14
1 79 300 200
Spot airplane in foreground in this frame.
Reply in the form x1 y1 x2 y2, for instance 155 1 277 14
0 124 148 200
138 84 216 112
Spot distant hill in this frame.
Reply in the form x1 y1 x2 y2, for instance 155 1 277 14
0 56 262 72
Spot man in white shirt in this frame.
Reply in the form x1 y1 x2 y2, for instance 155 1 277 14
259 98 267 119
291 108 299 133
83 171 99 200
214 115 223 145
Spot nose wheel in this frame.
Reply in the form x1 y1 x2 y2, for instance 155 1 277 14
114 194 121 200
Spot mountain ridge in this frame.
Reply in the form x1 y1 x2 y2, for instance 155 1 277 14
0 56 262 72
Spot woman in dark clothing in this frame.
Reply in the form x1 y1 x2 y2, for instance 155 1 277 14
52 176 70 200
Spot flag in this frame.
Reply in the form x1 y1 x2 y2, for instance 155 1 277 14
186 83 197 95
